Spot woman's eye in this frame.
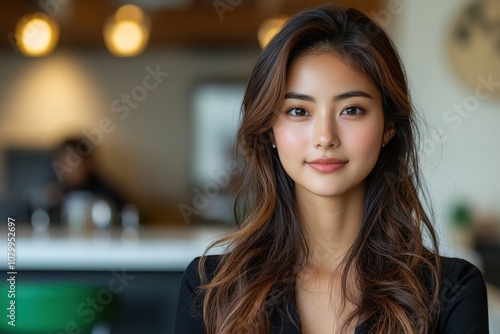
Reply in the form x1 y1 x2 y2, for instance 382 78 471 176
341 106 364 116
287 107 309 117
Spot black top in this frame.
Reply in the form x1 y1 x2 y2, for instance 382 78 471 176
175 255 489 333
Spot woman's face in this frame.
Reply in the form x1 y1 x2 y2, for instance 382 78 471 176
272 52 393 199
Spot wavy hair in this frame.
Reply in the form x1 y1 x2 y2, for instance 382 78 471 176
198 5 441 334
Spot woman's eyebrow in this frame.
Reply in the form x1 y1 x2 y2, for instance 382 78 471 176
333 90 373 101
284 90 373 102
284 92 315 102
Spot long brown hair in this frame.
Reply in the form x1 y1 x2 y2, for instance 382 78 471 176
199 5 441 333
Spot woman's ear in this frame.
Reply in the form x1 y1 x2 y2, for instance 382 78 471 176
382 124 396 146
268 129 276 147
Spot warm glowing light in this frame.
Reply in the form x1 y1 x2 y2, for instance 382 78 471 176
115 4 144 23
22 19 51 52
110 20 144 54
0 54 107 146
258 17 288 49
15 13 59 56
103 5 151 57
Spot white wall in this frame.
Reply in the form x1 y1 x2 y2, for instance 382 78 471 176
386 2 500 330
384 0 500 241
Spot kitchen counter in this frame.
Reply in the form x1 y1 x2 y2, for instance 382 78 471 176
0 225 232 271
2 225 500 332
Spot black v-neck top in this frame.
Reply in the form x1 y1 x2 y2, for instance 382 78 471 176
175 255 489 333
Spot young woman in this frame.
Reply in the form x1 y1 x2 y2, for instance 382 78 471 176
175 5 489 334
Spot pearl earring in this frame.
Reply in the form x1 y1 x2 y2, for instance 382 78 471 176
272 143 276 148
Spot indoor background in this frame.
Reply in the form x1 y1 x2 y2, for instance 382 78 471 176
0 0 499 333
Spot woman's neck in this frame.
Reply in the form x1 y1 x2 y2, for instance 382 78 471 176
296 182 365 272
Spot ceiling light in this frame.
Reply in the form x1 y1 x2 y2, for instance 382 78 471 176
103 4 151 57
15 13 59 57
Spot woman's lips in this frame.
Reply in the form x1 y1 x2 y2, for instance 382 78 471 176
307 158 348 173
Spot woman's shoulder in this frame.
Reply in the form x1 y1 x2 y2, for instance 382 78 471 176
185 254 224 274
435 256 489 333
437 255 486 302
181 254 224 290
439 256 485 282
175 255 224 333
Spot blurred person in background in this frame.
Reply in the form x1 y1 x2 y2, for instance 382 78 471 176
47 137 127 228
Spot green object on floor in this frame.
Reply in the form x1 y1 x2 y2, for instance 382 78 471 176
0 281 116 333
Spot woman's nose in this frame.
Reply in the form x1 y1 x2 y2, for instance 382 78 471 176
313 113 339 149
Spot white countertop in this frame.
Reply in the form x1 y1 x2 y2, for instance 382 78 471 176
2 225 500 331
0 226 232 271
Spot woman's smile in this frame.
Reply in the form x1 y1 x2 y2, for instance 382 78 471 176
306 157 348 173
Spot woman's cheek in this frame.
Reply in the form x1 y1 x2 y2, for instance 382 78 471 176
274 122 309 150
348 123 382 157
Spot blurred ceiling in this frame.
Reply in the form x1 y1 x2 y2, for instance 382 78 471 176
0 0 382 50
